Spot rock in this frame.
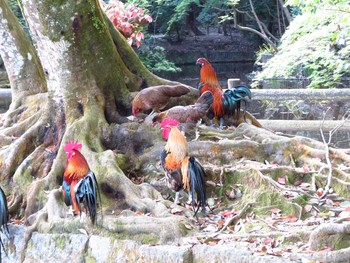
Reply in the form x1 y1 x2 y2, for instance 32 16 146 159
24 232 88 263
88 235 113 263
139 245 192 262
192 244 295 263
2 225 27 263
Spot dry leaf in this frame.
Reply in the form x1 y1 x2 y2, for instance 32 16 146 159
304 204 313 213
282 214 298 222
277 177 286 185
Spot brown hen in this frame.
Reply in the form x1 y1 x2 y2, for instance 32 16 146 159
132 84 191 116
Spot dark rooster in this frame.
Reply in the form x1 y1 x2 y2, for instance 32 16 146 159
196 57 256 128
132 84 191 116
152 91 213 125
62 141 99 224
160 118 207 216
0 186 9 261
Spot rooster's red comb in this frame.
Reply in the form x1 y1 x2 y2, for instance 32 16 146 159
64 141 82 153
196 57 209 64
160 118 178 129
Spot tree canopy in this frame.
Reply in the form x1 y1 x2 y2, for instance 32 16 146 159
254 0 350 88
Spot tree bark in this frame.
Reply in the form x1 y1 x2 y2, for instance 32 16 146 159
0 0 46 101
0 0 175 221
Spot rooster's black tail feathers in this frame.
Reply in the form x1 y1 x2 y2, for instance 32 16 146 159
75 171 100 224
0 187 9 261
189 157 207 216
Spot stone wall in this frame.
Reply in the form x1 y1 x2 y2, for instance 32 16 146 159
1 225 296 263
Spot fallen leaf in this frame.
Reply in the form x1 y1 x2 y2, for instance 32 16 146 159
338 207 350 218
270 208 282 214
183 237 200 246
78 228 88 235
202 224 218 232
277 177 286 185
12 219 24 225
206 180 216 187
220 210 235 218
204 237 221 245
217 220 225 226
184 223 193 230
340 201 350 208
208 241 218 246
45 145 56 152
207 197 215 206
249 225 263 233
304 204 313 213
170 207 183 215
282 214 298 222
300 182 311 188
293 180 302 186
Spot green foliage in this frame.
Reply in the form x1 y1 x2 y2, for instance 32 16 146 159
286 0 349 14
161 0 198 34
197 0 229 26
137 46 181 73
254 4 350 88
255 44 276 67
8 0 30 37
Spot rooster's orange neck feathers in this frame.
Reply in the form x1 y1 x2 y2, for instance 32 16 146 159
63 142 90 185
198 59 225 117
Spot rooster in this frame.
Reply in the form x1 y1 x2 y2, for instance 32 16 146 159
196 57 255 128
132 84 191 116
152 91 213 125
62 141 99 224
160 118 207 216
0 186 9 261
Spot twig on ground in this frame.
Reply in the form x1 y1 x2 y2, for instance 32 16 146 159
255 214 288 232
320 109 350 199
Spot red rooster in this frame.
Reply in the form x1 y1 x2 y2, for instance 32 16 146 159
152 91 213 125
132 84 191 116
160 118 207 216
196 57 253 128
0 187 8 261
62 141 99 224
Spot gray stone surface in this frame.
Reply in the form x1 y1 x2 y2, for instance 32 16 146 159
1 224 301 263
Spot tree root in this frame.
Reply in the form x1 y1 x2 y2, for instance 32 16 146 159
1 93 46 128
306 223 350 262
215 202 254 235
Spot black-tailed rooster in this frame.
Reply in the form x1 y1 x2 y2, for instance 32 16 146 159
160 118 207 216
132 84 191 116
196 57 261 128
0 186 9 261
62 141 99 224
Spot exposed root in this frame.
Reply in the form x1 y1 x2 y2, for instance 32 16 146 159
1 93 46 128
1 111 41 137
7 192 23 215
305 223 350 262
0 119 45 182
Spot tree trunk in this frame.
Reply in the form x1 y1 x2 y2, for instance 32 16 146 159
0 0 176 221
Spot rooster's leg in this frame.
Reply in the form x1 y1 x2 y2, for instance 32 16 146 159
174 191 181 204
70 181 80 215
219 118 225 129
187 190 193 205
